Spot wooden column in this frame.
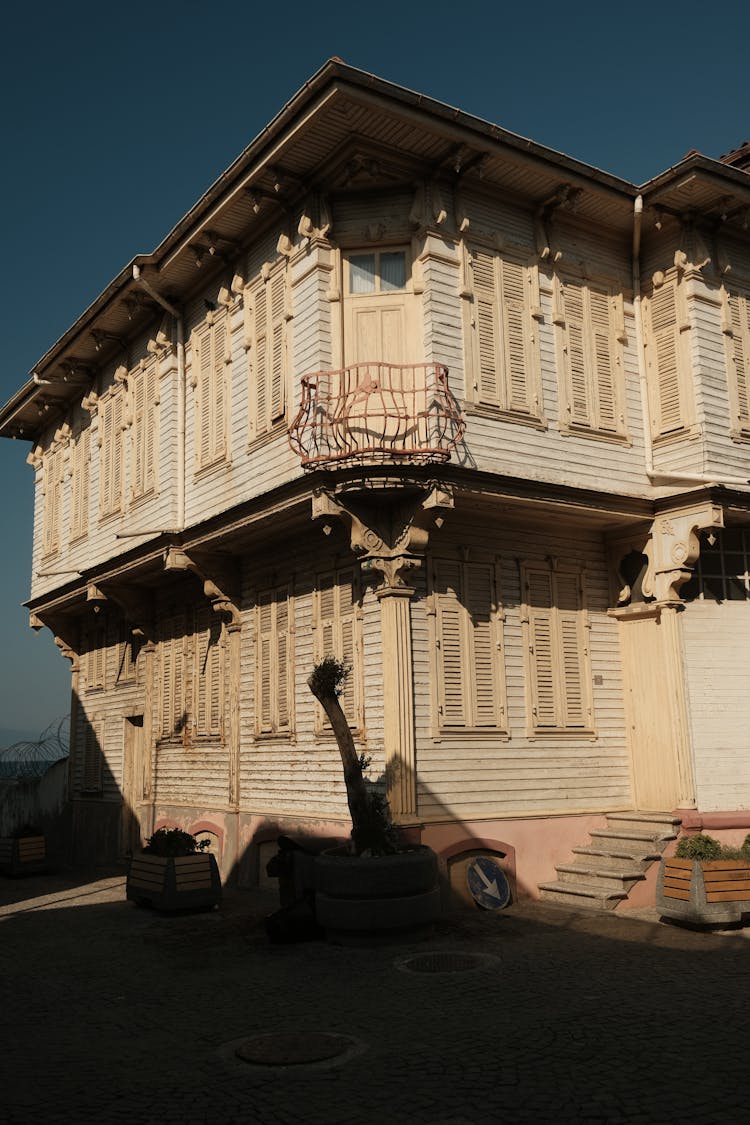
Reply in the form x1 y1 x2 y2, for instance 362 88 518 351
376 583 418 823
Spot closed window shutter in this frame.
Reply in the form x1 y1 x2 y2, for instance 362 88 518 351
82 719 104 792
590 287 617 431
436 560 467 727
213 315 227 460
728 292 750 429
112 396 123 510
276 596 289 730
525 567 557 728
562 281 590 425
252 279 268 437
269 268 286 422
193 606 222 737
556 571 587 728
71 429 89 539
316 569 359 729
161 614 186 737
472 248 501 405
43 449 62 554
198 326 212 466
257 594 274 733
133 371 145 496
465 562 498 726
650 279 683 435
500 258 531 413
99 401 112 513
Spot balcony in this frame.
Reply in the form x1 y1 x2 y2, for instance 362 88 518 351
288 362 465 469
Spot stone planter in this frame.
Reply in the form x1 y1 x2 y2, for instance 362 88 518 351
126 852 222 911
658 857 750 926
313 845 441 937
0 835 47 876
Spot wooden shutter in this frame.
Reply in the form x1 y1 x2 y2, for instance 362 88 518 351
42 449 62 555
649 277 683 435
275 594 290 731
525 566 557 729
111 395 123 511
132 363 157 497
213 313 227 460
257 593 274 733
161 614 186 737
316 569 358 729
499 258 531 413
728 291 750 430
555 570 587 728
435 559 467 727
82 718 104 792
590 286 617 431
71 429 89 539
562 280 590 425
269 267 286 422
194 606 222 738
465 562 499 726
471 248 501 405
253 278 268 437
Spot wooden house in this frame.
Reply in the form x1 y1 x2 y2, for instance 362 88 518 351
3 60 750 908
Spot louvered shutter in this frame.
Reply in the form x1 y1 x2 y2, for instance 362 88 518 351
72 430 88 540
269 268 286 422
145 362 156 493
337 570 357 724
133 371 145 496
590 287 617 431
257 594 274 733
111 395 123 511
500 259 531 413
161 614 186 737
276 595 289 730
649 279 683 435
563 281 590 425
525 567 557 728
82 719 103 792
435 560 467 727
213 314 227 459
465 563 498 726
472 248 501 405
254 280 268 436
197 326 212 466
318 574 336 661
729 292 750 429
555 571 587 728
99 401 112 513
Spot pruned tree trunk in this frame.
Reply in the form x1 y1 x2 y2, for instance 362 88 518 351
312 686 371 849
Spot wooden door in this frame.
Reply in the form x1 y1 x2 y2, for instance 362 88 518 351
343 249 417 365
619 609 691 810
120 715 144 856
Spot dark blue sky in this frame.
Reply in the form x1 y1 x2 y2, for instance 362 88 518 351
1 0 748 739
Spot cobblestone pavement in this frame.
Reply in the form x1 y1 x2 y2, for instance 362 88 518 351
2 869 750 1124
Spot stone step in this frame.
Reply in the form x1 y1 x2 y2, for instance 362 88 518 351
589 828 666 858
606 812 681 839
572 846 657 871
538 880 627 910
556 863 645 893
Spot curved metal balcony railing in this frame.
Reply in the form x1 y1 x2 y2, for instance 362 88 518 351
288 361 465 468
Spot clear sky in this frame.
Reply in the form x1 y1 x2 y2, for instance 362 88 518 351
1 0 748 741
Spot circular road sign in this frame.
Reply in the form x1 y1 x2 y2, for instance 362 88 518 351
467 856 511 910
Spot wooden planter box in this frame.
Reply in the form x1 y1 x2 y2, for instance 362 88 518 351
658 857 750 926
126 852 222 911
0 835 47 876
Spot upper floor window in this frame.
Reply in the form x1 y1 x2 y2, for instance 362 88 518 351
464 244 542 420
99 392 124 517
645 270 692 440
343 247 417 366
246 261 287 442
521 561 594 735
723 285 750 439
554 274 626 438
41 447 64 557
69 425 90 542
429 555 507 733
130 357 158 500
192 309 229 470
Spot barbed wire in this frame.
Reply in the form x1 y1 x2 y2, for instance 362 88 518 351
0 716 70 779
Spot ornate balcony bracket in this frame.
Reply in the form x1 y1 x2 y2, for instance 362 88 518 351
97 582 156 644
184 551 242 629
644 502 724 603
312 483 454 591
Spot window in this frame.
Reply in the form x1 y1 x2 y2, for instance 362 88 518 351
192 310 229 469
99 392 124 516
315 567 362 731
555 275 624 437
246 262 287 441
343 248 414 366
348 250 407 294
723 286 750 438
521 562 593 734
81 717 104 793
645 271 690 439
682 528 750 602
430 556 507 732
255 585 294 736
466 244 541 418
159 607 224 740
130 358 158 500
70 426 90 541
41 447 63 556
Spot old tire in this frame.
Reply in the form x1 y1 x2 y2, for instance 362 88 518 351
315 886 441 931
313 846 437 898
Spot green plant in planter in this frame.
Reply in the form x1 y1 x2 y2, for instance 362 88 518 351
307 657 400 856
144 826 209 857
675 833 723 860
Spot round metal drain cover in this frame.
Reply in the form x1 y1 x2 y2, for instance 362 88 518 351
399 951 490 974
235 1032 354 1066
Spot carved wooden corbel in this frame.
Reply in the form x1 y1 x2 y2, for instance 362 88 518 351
183 551 241 628
311 484 454 591
98 582 156 643
646 503 725 602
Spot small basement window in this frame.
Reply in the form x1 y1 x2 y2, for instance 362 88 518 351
682 528 750 602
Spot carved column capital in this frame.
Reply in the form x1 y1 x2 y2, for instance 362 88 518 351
646 502 724 602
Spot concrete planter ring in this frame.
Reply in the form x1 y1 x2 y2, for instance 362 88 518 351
313 845 441 935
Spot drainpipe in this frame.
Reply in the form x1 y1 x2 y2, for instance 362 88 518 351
132 264 186 528
633 195 750 490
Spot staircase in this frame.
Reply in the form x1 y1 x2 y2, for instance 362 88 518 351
538 812 681 911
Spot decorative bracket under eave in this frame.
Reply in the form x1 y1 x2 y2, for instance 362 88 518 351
98 581 156 644
645 502 725 602
184 551 242 628
311 483 454 591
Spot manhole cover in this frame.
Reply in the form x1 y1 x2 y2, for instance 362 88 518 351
235 1032 355 1066
398 951 493 974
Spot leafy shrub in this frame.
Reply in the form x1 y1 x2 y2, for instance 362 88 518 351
144 827 209 857
675 833 722 860
742 834 750 860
